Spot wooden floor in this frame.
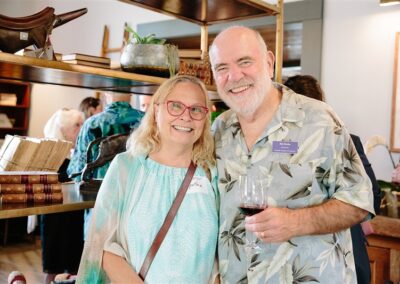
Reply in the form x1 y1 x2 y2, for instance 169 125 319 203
0 238 43 284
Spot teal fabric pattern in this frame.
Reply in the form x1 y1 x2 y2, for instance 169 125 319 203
212 84 375 284
76 153 219 284
67 101 144 181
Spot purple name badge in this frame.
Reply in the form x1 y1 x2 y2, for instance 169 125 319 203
272 141 298 154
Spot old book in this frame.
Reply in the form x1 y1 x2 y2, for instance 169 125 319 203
0 192 63 203
42 139 72 171
0 93 17 106
0 135 72 172
0 171 59 184
178 49 202 59
0 135 40 171
0 113 12 128
63 59 110 69
25 138 57 171
61 53 111 64
0 183 62 194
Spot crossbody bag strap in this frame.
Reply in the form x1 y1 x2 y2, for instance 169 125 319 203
139 161 197 280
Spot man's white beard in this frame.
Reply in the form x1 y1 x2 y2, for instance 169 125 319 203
219 80 268 118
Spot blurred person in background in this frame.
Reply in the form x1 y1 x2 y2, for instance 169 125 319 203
67 92 144 240
78 96 103 120
139 95 152 112
40 108 85 284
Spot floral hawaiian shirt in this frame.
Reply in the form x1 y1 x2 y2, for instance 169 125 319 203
212 84 375 284
67 101 144 181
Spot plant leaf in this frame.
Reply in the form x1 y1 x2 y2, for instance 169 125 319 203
265 242 294 281
279 163 292 177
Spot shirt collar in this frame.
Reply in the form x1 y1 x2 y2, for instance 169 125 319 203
278 83 305 127
221 83 305 131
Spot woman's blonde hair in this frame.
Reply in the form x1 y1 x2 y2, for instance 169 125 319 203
127 75 215 172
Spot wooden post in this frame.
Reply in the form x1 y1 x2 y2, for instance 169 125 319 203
200 25 208 60
274 0 284 83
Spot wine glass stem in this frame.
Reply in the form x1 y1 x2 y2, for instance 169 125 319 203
246 229 261 253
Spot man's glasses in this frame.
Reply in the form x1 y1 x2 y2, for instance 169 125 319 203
163 100 209 121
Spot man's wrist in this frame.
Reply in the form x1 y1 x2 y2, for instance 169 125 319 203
290 207 312 237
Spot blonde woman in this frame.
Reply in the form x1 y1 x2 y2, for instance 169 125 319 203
77 75 218 283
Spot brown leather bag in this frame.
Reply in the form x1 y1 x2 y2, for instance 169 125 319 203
0 7 87 54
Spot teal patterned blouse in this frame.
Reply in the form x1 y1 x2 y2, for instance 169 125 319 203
212 84 375 284
77 153 219 284
67 101 144 181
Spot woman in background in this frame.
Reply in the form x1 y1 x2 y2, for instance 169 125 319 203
41 108 85 284
79 97 103 120
77 75 219 283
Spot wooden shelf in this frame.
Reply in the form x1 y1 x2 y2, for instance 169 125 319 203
0 105 29 109
0 127 27 131
0 53 166 95
118 0 279 25
0 53 217 94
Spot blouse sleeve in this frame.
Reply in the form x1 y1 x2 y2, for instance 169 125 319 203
76 154 127 284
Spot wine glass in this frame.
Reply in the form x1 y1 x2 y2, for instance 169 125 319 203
238 174 267 254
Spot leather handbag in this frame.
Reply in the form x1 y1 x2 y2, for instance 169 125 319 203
138 161 197 280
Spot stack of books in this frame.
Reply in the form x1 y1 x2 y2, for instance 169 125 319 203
0 135 72 172
61 53 111 69
0 171 63 204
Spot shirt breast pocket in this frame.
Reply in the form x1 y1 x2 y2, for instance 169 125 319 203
269 161 321 209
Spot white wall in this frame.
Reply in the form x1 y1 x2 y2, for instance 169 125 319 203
1 0 399 180
321 0 400 181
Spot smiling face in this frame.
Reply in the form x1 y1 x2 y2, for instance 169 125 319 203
210 27 275 117
155 81 208 151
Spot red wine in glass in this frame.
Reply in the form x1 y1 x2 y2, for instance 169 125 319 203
239 204 266 216
238 174 267 253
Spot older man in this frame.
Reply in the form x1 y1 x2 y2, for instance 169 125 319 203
210 26 374 283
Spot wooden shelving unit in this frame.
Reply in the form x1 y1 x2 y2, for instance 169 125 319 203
119 0 284 82
0 79 30 139
367 215 400 283
0 0 283 94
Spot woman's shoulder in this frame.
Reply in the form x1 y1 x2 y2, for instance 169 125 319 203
112 152 146 168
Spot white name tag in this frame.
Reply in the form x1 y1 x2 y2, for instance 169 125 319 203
188 176 209 194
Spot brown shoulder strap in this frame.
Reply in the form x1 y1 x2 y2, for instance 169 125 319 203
139 161 197 280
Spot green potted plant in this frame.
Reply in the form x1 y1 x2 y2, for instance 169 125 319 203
120 26 179 78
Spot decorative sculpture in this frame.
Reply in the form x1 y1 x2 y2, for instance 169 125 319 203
0 7 87 59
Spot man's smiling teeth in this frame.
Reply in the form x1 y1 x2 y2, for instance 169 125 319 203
230 85 251 93
173 125 192 132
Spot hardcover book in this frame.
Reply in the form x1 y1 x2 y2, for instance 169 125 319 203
0 192 63 203
0 183 62 194
0 171 59 184
62 59 110 69
61 53 111 64
178 49 202 59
